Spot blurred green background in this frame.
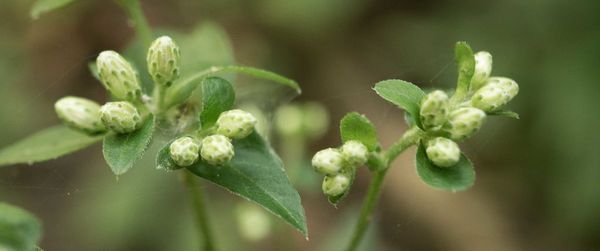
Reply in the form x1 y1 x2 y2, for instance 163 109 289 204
1 0 599 250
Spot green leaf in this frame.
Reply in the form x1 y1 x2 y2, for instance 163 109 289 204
339 112 378 151
488 110 520 119
452 41 475 100
199 77 235 128
102 116 155 176
0 203 42 251
31 0 77 19
373 79 426 128
415 144 475 192
186 132 307 236
0 126 102 166
155 139 182 171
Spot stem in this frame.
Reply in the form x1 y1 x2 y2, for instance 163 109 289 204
182 171 217 251
116 0 153 47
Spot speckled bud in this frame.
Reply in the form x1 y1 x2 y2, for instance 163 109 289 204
215 109 257 139
322 173 351 197
99 102 141 134
425 137 461 167
147 36 181 86
340 140 368 166
200 135 234 166
55 96 106 135
470 51 493 90
471 77 519 112
169 137 201 167
420 90 449 129
444 107 486 141
96 51 141 101
312 148 344 175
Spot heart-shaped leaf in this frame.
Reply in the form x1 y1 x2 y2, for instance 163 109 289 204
199 77 235 128
0 203 42 251
339 112 379 151
415 144 475 192
373 79 426 128
0 125 102 167
103 115 155 176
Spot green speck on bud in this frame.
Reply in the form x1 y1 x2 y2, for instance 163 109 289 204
147 36 181 86
99 101 142 134
340 140 368 166
201 134 235 166
215 109 257 139
425 137 460 167
169 137 201 167
470 51 493 90
322 173 351 197
444 107 486 141
312 148 344 175
419 90 449 129
96 51 141 101
55 96 106 135
471 77 519 112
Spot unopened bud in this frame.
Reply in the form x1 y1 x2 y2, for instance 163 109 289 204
312 148 344 175
99 102 142 134
55 96 106 134
425 137 460 167
419 90 449 129
215 109 257 139
444 107 486 140
169 137 201 167
471 77 519 112
322 173 351 197
340 140 368 166
96 51 141 101
147 36 181 86
200 135 234 166
470 51 493 90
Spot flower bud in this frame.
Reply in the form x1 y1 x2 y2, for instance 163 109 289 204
96 51 141 101
470 51 493 90
169 137 201 167
340 140 368 166
99 102 142 134
147 36 181 86
201 135 235 166
425 137 460 167
444 107 486 140
312 148 344 175
274 105 303 136
322 173 351 197
419 90 449 129
215 109 257 139
471 77 519 112
55 96 106 134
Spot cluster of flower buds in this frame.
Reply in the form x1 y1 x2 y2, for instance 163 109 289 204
418 50 519 167
312 140 369 197
169 109 257 167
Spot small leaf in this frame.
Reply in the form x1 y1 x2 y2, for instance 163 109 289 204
103 115 155 176
452 41 475 100
373 79 426 128
31 0 77 19
199 77 235 128
187 132 308 236
155 140 183 171
339 112 378 151
0 203 42 251
0 126 102 166
488 110 520 119
415 144 475 192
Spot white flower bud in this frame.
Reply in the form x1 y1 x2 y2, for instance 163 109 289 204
147 36 181 86
444 107 486 140
96 51 142 101
311 148 344 175
322 173 351 197
215 109 257 139
419 90 449 129
201 135 234 166
470 51 493 90
340 140 368 166
99 102 142 134
425 137 460 167
169 137 201 167
471 77 519 112
55 96 106 134
274 105 303 136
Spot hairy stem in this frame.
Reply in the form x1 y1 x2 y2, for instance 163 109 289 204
116 0 153 47
182 171 217 251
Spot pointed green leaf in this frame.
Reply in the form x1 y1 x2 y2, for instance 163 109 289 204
31 0 77 19
373 79 426 128
452 41 475 101
415 144 475 192
0 203 42 251
103 116 155 175
199 77 235 128
0 126 102 166
339 112 378 151
488 110 519 119
186 132 307 236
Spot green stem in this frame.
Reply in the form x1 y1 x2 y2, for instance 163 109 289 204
182 171 217 251
116 0 153 47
